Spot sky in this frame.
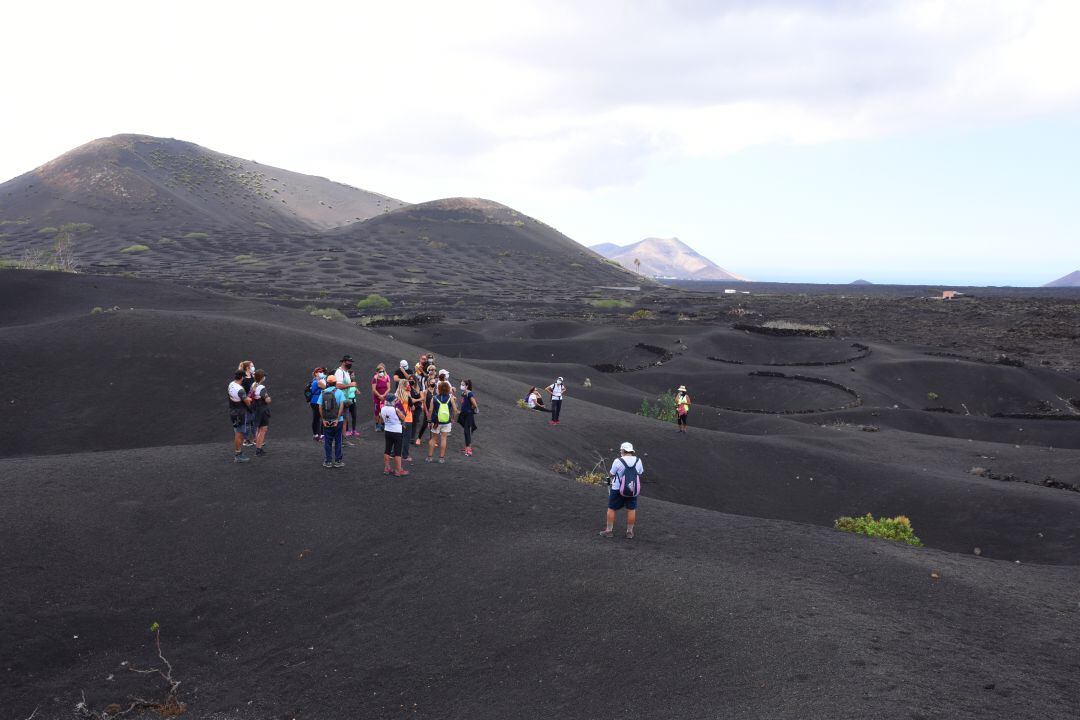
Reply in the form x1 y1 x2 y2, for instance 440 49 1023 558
2 0 1078 285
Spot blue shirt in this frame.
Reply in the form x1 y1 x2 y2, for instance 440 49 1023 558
309 378 323 405
323 388 346 422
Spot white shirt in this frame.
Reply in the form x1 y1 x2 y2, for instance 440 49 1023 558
380 403 403 433
337 367 352 387
549 382 565 400
527 391 541 408
228 381 246 403
609 456 643 493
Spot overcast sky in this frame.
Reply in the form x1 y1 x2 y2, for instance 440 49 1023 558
3 1 1078 284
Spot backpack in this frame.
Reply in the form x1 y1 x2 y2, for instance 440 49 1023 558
618 457 640 497
304 383 314 402
320 390 342 425
435 394 451 424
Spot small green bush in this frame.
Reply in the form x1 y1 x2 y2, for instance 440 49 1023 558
629 309 655 321
926 392 940 401
183 232 210 239
91 306 104 314
638 391 678 423
58 222 93 233
233 254 256 262
589 298 632 309
309 306 347 321
356 293 391 310
37 226 59 234
762 320 831 333
121 244 150 253
834 514 923 547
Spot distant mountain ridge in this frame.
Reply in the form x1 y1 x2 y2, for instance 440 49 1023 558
1044 270 1080 287
0 134 405 233
590 237 746 281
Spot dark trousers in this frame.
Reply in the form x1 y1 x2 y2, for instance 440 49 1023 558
551 399 562 422
401 422 412 458
310 404 322 436
346 402 357 432
462 417 474 447
414 410 428 441
323 423 343 462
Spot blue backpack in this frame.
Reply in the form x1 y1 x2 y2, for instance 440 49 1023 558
618 458 640 497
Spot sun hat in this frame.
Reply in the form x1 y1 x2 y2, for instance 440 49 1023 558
678 385 687 392
620 442 635 453
326 375 337 385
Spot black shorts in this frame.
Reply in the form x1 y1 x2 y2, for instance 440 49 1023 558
384 431 404 457
254 406 271 428
230 407 247 430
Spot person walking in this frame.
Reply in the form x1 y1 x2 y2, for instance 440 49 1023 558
307 367 326 441
336 355 359 438
675 385 692 434
458 379 478 456
371 363 391 432
545 377 566 425
251 370 272 456
228 370 253 463
380 390 409 476
600 442 644 539
426 380 458 464
319 375 347 468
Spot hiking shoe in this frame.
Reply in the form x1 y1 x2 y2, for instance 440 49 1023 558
234 454 250 463
625 529 635 540
599 529 613 538
394 470 410 477
383 465 391 475
313 434 320 442
255 448 266 456
425 457 433 463
242 440 254 447
333 461 345 468
438 458 446 464
323 460 332 468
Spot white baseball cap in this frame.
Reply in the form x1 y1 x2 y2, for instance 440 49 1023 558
400 360 409 369
620 442 635 453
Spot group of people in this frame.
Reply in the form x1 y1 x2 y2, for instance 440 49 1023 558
226 354 687 539
305 353 478 473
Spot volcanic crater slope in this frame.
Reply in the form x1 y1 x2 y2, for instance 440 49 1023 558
1 270 1079 719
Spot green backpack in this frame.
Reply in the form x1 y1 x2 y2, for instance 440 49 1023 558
435 394 451 424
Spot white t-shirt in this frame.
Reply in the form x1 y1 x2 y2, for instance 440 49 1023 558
609 456 643 493
549 382 565 400
252 383 267 400
380 403 403 433
228 381 246 403
527 391 541 408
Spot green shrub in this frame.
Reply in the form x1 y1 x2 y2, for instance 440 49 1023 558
183 232 210 239
121 244 150 253
834 514 923 547
926 392 940 401
91 306 104 314
233 254 257 262
589 298 632 309
58 222 93 233
356 293 391 310
37 226 59 234
309 306 347 321
638 391 678 423
628 309 655 321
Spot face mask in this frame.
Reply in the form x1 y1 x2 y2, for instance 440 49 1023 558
345 363 352 369
379 371 385 376
317 373 326 380
460 384 466 392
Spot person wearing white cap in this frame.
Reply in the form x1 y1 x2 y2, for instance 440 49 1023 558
545 376 567 425
675 385 692 434
601 442 643 539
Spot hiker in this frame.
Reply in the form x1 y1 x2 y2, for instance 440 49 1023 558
336 355 359 438
238 360 256 446
526 387 549 412
380 388 409 476
417 365 439 442
228 370 253 463
250 370 272 456
396 381 415 462
458 379 478 456
414 353 428 377
394 359 411 389
319 375 347 468
601 442 644 539
675 385 692 433
307 367 326 441
371 363 391 431
545 376 566 425
410 373 426 446
426 380 458 464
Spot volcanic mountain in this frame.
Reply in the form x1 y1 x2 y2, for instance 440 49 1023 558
1044 270 1080 287
590 236 746 281
0 134 405 234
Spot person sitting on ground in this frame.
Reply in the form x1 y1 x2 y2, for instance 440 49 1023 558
380 388 409 476
458 379 478 456
426 380 458 464
371 363 391 432
675 385 692 434
545 376 567 425
308 367 326 441
336 355 359 438
250 370 272 456
601 442 644 539
228 370 253 463
319 375 347 469
526 387 549 412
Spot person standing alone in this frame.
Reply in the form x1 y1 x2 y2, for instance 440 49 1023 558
545 377 566 425
600 442 643 539
675 385 691 434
